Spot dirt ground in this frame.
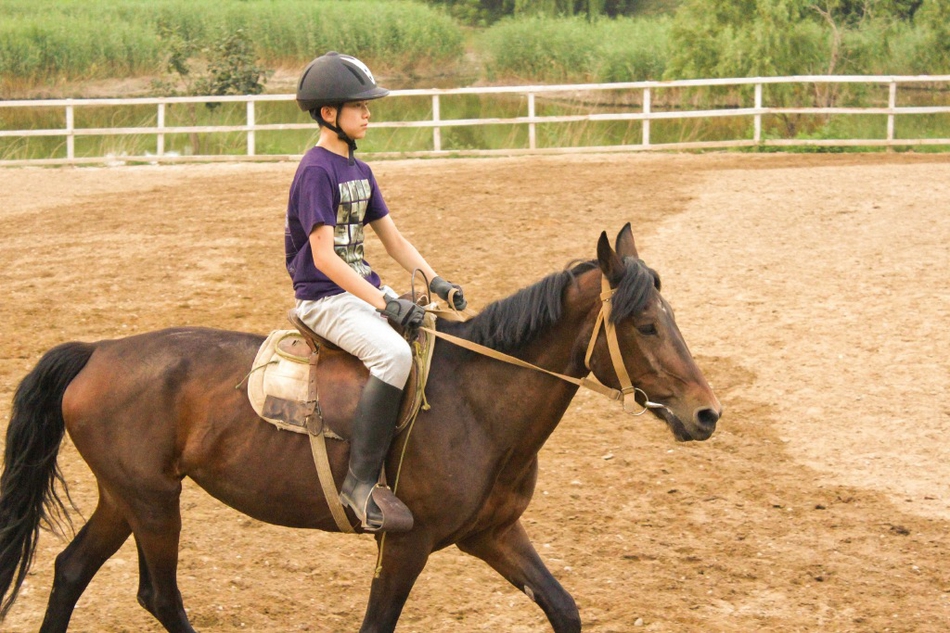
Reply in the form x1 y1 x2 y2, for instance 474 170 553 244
1 152 949 632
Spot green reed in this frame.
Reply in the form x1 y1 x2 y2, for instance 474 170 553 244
480 15 672 84
0 0 464 86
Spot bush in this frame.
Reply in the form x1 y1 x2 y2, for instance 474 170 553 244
481 15 670 83
666 0 949 80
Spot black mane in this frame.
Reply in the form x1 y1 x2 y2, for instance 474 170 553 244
461 258 659 353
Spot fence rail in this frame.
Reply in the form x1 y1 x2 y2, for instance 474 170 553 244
2 75 950 166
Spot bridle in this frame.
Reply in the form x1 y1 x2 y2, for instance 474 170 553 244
582 275 669 416
421 274 670 416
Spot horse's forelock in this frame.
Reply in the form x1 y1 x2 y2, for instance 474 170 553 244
609 258 660 324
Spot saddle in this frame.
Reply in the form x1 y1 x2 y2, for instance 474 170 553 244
246 302 437 533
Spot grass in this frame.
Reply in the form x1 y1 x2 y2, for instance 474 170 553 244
0 0 464 88
479 15 672 84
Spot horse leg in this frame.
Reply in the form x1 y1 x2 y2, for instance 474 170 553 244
124 485 195 633
458 520 580 633
134 537 154 614
39 490 132 633
358 533 433 633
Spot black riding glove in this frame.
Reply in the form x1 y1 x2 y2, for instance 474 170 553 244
379 295 426 328
430 276 467 311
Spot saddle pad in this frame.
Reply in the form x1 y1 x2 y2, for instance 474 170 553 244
247 313 438 437
247 330 314 434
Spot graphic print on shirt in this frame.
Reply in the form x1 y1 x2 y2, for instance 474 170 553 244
335 178 374 277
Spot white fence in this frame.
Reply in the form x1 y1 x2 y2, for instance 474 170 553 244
1 75 949 166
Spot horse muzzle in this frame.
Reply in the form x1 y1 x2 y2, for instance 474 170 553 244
654 400 721 442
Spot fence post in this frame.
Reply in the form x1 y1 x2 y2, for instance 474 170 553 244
642 87 651 147
247 100 256 156
887 80 897 149
528 93 536 150
157 103 165 156
754 82 762 143
65 102 75 161
432 95 441 152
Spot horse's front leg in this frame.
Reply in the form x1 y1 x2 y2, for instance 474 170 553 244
358 531 433 633
458 520 580 633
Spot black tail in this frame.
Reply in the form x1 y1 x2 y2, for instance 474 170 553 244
0 342 95 620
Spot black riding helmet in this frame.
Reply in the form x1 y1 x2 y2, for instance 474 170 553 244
296 52 389 164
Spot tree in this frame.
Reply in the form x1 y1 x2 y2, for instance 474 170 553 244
194 30 267 105
153 27 269 154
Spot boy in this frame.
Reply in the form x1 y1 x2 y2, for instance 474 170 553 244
285 52 467 532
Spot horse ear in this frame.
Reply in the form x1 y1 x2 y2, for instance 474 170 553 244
615 222 639 259
597 231 624 283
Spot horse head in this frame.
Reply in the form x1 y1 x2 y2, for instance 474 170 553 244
586 223 721 441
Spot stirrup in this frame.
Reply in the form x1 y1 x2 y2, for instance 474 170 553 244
341 483 414 533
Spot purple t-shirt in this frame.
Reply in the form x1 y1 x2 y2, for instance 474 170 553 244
285 146 390 301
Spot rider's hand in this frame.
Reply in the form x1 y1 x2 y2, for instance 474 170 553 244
379 295 426 328
430 276 467 311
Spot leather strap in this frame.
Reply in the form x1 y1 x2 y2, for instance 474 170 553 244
586 276 636 399
304 351 322 434
419 326 623 401
309 432 355 533
297 334 353 533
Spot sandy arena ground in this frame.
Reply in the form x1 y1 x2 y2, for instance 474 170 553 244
1 152 949 632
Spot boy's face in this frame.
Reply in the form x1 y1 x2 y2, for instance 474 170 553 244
324 101 372 140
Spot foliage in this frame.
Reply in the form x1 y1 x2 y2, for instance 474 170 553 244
0 0 464 85
195 30 268 100
913 0 950 73
152 27 267 103
481 15 671 82
427 0 679 24
666 0 950 82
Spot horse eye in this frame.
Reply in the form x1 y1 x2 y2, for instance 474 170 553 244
637 323 658 336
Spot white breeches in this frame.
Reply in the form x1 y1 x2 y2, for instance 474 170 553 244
295 286 413 389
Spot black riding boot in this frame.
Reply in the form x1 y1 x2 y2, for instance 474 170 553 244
340 376 414 533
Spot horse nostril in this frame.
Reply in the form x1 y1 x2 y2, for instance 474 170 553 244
696 407 720 428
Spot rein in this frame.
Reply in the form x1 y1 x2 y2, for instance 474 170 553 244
422 275 668 416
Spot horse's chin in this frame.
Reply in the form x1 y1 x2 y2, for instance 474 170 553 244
655 408 715 442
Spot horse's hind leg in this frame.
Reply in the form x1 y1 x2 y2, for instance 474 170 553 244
39 489 132 633
458 520 581 633
125 482 196 633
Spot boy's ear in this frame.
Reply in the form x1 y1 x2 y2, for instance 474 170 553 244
320 104 337 121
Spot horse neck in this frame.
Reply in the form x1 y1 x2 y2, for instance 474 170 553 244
458 269 603 455
519 268 603 378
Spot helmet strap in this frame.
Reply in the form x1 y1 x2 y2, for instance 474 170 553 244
314 106 357 165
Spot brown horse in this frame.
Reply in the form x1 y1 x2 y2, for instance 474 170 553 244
0 225 720 633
